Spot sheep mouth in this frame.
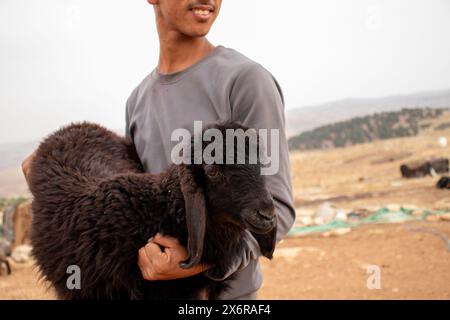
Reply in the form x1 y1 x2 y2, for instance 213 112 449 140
243 210 276 234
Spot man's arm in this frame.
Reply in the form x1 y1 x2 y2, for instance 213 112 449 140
125 86 138 140
204 63 296 280
138 234 208 281
126 89 208 281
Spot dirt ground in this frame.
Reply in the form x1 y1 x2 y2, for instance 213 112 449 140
0 262 55 300
1 221 449 300
260 222 450 299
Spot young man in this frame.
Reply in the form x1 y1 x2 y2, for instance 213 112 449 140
23 0 295 300
130 0 295 300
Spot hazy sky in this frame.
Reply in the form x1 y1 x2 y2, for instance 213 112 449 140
1 0 450 144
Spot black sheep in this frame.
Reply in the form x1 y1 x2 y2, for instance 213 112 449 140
28 122 277 300
437 176 450 189
0 239 12 276
0 258 11 277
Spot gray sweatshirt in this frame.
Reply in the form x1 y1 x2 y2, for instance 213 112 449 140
125 45 295 299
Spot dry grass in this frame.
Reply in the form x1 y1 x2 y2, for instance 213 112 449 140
291 126 450 215
0 260 56 300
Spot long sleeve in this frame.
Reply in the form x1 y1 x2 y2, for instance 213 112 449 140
125 106 131 139
125 86 139 140
205 63 296 281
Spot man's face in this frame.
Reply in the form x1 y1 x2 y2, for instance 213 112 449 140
150 0 222 37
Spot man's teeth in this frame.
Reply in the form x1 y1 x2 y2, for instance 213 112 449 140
193 9 210 15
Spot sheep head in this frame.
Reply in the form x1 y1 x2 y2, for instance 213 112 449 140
177 122 277 269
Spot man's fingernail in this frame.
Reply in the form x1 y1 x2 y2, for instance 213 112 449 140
147 237 154 243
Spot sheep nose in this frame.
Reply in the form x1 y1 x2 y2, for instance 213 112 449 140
256 209 274 221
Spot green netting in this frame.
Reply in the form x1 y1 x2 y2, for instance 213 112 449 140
360 207 417 224
288 207 449 237
422 209 449 219
288 219 350 235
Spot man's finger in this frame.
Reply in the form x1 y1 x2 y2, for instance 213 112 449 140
151 233 180 249
144 242 164 259
138 247 153 280
145 242 170 265
138 247 154 270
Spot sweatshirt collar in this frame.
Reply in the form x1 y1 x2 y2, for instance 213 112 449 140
151 45 225 84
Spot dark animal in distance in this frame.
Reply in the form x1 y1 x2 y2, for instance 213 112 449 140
0 258 11 277
437 176 450 189
400 158 449 178
0 239 12 276
28 122 277 300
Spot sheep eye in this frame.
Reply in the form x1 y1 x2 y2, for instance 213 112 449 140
205 165 220 178
209 170 219 177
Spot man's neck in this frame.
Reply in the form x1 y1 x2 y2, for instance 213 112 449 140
157 31 215 74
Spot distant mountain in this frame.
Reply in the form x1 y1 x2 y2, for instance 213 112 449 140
0 128 123 198
288 108 450 151
0 128 124 171
1 88 450 197
286 88 450 138
0 141 39 171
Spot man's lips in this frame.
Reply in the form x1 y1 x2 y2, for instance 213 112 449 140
189 4 215 20
189 4 215 12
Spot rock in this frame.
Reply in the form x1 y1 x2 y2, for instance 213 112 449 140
358 176 369 182
425 214 441 222
335 210 348 221
11 244 32 263
439 213 450 221
314 216 325 225
274 247 303 259
332 228 352 236
299 216 313 226
391 181 404 187
315 202 336 223
387 204 402 212
322 228 351 237
438 136 448 148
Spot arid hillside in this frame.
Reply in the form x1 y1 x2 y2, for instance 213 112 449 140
291 118 450 216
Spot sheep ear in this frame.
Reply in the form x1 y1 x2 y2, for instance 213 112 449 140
178 166 206 269
251 221 277 259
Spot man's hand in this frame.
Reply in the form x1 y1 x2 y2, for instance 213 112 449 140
22 150 37 186
138 233 206 281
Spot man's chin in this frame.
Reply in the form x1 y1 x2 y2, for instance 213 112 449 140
183 25 213 38
188 30 211 38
